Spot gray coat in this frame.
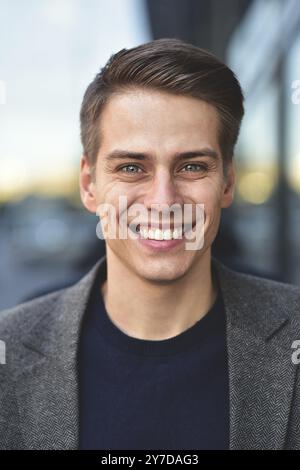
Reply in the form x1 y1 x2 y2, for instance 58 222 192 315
0 254 300 450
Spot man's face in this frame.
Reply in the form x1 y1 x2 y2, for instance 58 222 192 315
80 89 235 282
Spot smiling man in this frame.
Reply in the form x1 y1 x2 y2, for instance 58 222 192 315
1 38 300 451
80 89 231 342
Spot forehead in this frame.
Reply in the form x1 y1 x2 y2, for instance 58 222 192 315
98 89 220 155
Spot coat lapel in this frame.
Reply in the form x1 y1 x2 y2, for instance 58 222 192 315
14 255 106 449
213 259 297 449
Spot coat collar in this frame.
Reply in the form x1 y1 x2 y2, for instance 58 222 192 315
16 254 296 449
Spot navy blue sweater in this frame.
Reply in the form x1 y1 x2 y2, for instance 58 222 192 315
78 267 229 450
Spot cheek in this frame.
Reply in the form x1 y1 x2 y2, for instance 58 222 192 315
95 182 139 224
194 182 223 229
195 180 222 207
94 173 120 204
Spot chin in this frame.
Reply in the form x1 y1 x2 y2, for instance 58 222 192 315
134 258 191 284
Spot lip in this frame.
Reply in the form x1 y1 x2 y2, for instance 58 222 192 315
138 235 184 251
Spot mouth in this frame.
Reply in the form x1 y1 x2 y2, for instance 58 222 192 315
129 222 196 241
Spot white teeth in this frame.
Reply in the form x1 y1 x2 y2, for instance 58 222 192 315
173 228 180 239
139 227 183 240
141 228 148 239
163 229 172 240
154 228 163 240
148 229 155 239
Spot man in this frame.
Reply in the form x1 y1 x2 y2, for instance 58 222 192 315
0 38 300 450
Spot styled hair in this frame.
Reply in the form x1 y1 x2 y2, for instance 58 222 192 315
80 38 244 171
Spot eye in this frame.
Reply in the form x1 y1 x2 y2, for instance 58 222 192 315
119 164 142 174
181 163 208 172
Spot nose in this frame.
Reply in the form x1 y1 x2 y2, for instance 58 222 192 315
143 167 183 214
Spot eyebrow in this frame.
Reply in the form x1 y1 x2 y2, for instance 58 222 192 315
104 148 218 162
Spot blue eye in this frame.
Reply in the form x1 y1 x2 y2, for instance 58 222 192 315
119 164 142 173
182 163 207 172
118 163 207 175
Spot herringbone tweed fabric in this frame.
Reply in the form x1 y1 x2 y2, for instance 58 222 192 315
0 254 300 449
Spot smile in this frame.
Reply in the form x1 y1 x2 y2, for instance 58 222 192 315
138 226 183 240
128 222 196 243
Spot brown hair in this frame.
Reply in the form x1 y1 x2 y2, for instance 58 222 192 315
80 38 244 172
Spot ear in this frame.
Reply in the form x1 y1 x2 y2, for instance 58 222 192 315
221 161 235 208
79 155 97 213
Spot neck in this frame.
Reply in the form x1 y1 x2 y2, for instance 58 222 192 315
101 247 217 341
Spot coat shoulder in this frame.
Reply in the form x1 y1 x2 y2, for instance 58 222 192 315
213 258 300 326
0 288 67 343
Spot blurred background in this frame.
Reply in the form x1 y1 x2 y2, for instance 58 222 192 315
0 0 300 309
